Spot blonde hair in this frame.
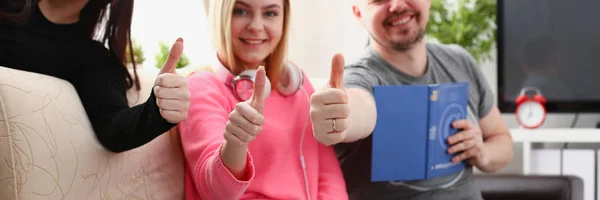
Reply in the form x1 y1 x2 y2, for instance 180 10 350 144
206 0 291 87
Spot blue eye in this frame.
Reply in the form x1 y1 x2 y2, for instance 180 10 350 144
233 8 247 15
265 11 278 17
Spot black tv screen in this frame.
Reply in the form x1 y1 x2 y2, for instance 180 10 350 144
497 0 600 113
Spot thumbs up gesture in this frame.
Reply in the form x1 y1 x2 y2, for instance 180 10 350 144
309 54 349 146
223 66 267 147
153 38 191 124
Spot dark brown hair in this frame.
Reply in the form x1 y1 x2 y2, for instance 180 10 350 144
1 0 140 91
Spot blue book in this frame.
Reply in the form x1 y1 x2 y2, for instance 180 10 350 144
371 82 469 182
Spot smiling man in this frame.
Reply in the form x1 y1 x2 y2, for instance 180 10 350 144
308 0 514 199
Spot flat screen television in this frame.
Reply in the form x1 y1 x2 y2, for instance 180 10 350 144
497 0 600 113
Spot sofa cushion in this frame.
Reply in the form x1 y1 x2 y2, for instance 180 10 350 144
0 66 184 200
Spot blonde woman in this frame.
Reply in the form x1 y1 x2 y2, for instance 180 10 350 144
178 0 348 199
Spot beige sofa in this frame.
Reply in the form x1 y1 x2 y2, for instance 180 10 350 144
0 66 185 200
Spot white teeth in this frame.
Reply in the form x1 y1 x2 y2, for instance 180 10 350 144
243 39 263 44
391 17 410 26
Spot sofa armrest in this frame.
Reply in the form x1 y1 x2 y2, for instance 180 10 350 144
0 66 184 200
474 174 584 200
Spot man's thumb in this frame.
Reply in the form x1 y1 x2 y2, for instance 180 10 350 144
159 38 184 74
329 53 345 88
250 66 267 113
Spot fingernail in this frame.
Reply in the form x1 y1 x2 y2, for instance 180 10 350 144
177 37 184 43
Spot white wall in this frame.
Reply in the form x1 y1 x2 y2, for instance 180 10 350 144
130 0 212 72
287 0 368 83
130 0 600 175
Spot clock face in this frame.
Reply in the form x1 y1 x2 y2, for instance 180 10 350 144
516 101 546 128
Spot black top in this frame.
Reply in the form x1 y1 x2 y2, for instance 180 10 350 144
0 5 176 152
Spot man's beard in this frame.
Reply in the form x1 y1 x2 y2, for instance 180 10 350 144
370 28 426 52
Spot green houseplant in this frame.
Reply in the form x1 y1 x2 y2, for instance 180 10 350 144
155 40 190 69
126 39 146 65
426 0 496 63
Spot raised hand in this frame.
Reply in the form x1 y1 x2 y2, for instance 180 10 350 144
309 54 349 146
153 38 191 124
223 66 268 147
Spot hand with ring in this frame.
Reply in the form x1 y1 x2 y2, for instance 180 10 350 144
309 54 349 146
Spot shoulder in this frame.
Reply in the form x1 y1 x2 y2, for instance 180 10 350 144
427 42 482 78
343 55 380 86
187 70 227 94
344 53 380 79
427 42 476 66
74 41 130 90
345 49 380 72
84 41 127 75
186 70 237 112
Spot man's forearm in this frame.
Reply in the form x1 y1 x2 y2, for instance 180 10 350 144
343 88 377 143
478 133 513 173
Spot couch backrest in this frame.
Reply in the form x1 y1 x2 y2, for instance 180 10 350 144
0 66 184 200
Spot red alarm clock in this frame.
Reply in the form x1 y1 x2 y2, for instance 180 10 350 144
515 87 547 129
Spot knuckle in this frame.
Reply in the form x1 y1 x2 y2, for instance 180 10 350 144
157 75 166 85
225 121 233 129
182 101 190 111
240 134 249 142
154 86 162 96
464 140 472 148
310 93 320 104
256 126 263 134
341 105 350 117
450 146 457 153
254 126 262 135
333 90 344 101
468 130 477 137
309 109 318 119
179 112 189 121
468 149 477 156
155 75 163 85
184 91 191 100
235 102 245 110
257 115 265 125
156 98 163 107
223 132 230 141
336 90 347 101
245 134 254 142
337 119 346 130
165 113 176 122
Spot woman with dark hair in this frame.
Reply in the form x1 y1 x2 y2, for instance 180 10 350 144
0 0 191 152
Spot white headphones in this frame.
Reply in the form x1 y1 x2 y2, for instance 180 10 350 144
211 56 313 200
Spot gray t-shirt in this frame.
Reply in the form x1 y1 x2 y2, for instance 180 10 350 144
336 43 495 200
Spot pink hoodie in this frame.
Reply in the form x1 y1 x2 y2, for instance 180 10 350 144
178 61 348 200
